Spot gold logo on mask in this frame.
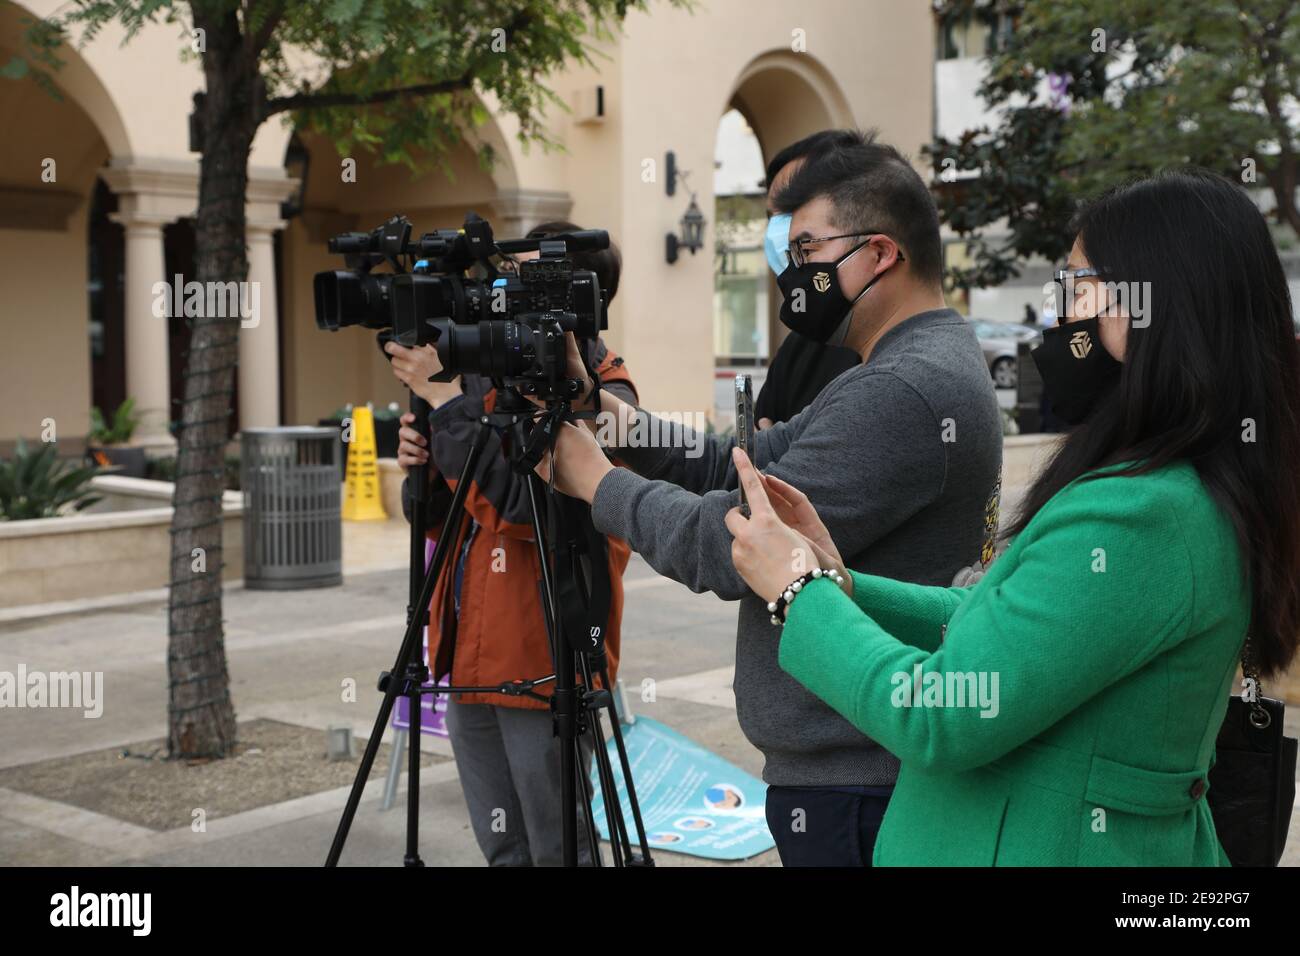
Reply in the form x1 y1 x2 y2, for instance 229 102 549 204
1069 329 1092 359
812 272 831 293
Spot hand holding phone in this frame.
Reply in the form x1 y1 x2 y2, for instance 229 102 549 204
735 374 755 518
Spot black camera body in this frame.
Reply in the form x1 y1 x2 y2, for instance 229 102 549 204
313 213 609 399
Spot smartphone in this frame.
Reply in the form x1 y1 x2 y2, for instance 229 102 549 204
735 374 755 517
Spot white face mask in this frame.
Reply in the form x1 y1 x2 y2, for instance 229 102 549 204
764 213 792 275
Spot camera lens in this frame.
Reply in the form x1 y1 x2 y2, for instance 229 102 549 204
312 271 393 331
436 320 534 380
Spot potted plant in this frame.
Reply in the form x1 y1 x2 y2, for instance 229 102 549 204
0 439 102 520
87 398 147 478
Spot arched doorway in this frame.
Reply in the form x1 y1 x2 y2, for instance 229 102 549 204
0 0 129 453
711 108 767 425
711 50 854 424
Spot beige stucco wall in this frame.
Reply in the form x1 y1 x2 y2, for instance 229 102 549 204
0 209 95 445
0 6 107 446
1 0 936 443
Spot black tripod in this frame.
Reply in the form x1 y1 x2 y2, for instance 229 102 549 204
325 384 652 867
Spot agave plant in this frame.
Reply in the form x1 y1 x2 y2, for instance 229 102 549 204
0 439 102 520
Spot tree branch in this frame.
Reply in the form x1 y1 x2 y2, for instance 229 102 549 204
262 73 474 118
246 0 287 59
262 6 536 120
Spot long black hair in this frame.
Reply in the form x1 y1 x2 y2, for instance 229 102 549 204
1006 168 1300 676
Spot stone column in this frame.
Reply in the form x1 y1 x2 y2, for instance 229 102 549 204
239 222 282 429
108 211 174 449
101 159 200 454
240 168 298 430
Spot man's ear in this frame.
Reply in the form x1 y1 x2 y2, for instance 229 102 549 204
870 235 902 274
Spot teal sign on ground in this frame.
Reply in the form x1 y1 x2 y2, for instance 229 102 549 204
588 717 775 861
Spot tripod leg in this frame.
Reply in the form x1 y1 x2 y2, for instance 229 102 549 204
598 663 654 863
557 689 578 867
523 473 584 867
325 417 494 867
578 656 631 867
404 393 431 865
522 469 656 868
573 737 603 866
405 662 425 866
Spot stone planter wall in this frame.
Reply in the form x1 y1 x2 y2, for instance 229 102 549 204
0 476 243 609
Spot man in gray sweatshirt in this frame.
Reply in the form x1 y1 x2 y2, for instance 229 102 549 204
541 132 1002 865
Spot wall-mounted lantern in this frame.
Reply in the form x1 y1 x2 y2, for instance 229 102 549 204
188 91 206 153
664 150 707 264
280 135 310 220
667 196 706 264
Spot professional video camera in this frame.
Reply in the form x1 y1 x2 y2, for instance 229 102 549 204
313 212 609 399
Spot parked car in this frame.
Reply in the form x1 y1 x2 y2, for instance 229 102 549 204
968 319 1041 389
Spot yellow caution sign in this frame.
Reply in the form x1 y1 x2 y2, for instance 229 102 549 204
342 404 388 521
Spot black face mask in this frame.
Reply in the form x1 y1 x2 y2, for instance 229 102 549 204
776 240 891 344
1029 318 1122 424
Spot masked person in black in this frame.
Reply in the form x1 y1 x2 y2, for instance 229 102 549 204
754 131 865 428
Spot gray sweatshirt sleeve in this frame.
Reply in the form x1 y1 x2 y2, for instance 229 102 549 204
612 406 798 492
590 370 946 601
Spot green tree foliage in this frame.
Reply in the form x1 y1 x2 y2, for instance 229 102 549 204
929 0 1300 290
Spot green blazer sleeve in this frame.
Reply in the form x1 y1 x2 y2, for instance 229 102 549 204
779 473 1198 774
847 571 973 652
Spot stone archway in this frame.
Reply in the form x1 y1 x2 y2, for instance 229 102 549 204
0 1 134 452
727 50 855 167
712 50 856 396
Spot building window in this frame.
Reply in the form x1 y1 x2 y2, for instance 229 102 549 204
713 109 769 367
714 242 768 363
935 4 1018 61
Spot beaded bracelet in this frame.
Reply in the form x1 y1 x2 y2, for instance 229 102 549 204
767 567 845 625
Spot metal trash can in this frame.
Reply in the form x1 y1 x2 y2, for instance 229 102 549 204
241 427 343 590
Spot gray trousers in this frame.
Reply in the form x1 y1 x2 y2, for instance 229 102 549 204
444 698 597 866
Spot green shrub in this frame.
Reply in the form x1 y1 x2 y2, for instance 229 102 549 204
0 439 102 520
88 397 141 445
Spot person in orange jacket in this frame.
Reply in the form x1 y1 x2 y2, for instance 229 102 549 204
385 222 637 866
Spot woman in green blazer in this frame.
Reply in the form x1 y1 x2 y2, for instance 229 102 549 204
726 169 1300 866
